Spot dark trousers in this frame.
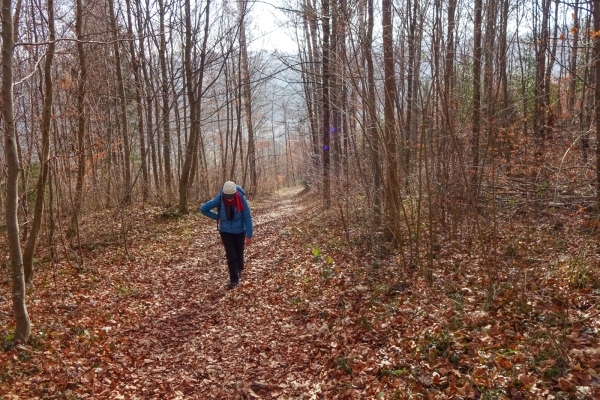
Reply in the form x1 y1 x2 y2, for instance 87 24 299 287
220 231 246 284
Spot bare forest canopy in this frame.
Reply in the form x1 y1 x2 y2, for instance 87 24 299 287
2 0 600 397
4 0 600 221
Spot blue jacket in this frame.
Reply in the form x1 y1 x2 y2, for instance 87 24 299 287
200 186 253 238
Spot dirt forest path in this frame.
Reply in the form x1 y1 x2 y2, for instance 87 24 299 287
92 186 322 399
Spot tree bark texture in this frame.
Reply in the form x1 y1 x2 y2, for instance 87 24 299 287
109 0 132 205
471 0 483 193
70 0 87 235
238 0 257 196
322 0 331 208
593 0 600 206
535 0 551 156
179 0 211 213
366 0 382 226
128 0 149 200
159 0 173 200
23 0 55 283
568 0 580 114
2 0 31 343
382 0 401 245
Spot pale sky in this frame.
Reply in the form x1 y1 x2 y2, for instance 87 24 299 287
248 0 297 53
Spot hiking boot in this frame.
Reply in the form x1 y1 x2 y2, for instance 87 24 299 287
227 281 239 290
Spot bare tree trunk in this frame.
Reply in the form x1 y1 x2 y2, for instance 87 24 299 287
339 0 348 190
48 164 56 263
440 0 456 223
484 0 497 117
106 108 113 207
128 0 148 200
109 0 132 204
382 0 401 246
579 16 591 163
2 0 31 343
168 36 182 181
365 0 382 225
516 18 530 144
471 0 483 194
139 0 160 195
218 73 229 183
174 93 182 180
14 6 28 243
149 98 160 192
155 97 163 189
69 0 87 237
300 3 320 180
330 0 341 189
322 0 331 208
179 0 211 213
478 0 497 193
18 118 28 243
23 0 55 283
405 0 418 180
594 0 600 206
499 0 511 168
568 0 580 114
308 0 322 180
238 0 256 196
13 0 22 43
232 51 242 180
159 0 173 200
16 0 28 243
236 48 244 187
543 0 559 135
535 0 551 159
202 129 210 194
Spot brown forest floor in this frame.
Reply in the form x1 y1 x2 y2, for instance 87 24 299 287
1 186 600 399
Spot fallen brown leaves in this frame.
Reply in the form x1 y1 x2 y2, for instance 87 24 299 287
1 186 600 399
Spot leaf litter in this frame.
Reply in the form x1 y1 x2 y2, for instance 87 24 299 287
0 186 599 399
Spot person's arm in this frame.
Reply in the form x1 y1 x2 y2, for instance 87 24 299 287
200 195 221 221
242 196 253 239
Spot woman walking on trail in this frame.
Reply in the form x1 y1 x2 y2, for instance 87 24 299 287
201 181 253 289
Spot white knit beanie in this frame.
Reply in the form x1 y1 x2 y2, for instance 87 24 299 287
223 181 237 194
